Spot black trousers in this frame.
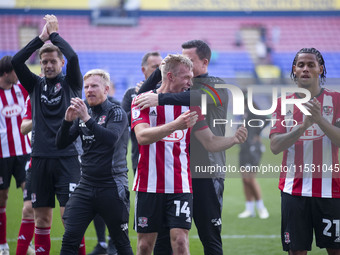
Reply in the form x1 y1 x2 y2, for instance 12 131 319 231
60 182 133 255
154 178 224 255
192 178 224 255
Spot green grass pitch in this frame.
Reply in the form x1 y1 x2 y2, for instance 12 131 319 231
6 139 326 254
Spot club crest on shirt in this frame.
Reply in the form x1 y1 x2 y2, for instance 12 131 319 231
323 106 333 116
15 91 23 98
98 115 106 125
138 217 148 228
132 107 140 119
31 193 36 203
54 83 62 93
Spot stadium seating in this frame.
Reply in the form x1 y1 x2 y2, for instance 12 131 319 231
1 14 339 99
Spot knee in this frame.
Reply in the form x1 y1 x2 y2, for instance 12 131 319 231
137 239 154 255
0 190 9 205
172 235 189 253
34 209 52 228
242 177 255 186
22 202 34 219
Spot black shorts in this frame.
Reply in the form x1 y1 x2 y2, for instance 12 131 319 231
23 165 32 202
134 192 193 233
0 154 30 189
31 156 80 208
281 192 340 251
239 141 263 167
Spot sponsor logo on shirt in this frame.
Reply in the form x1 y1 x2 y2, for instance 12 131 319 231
149 110 157 116
162 130 185 142
41 94 62 105
286 109 293 116
1 104 23 117
294 124 325 141
138 217 148 228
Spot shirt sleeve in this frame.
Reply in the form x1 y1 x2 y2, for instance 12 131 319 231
56 119 80 149
49 33 83 95
269 97 285 137
23 97 32 120
159 90 190 106
131 93 151 130
85 107 128 147
191 106 208 132
11 36 43 93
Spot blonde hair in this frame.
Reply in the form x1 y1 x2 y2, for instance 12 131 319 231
160 54 193 79
83 69 110 86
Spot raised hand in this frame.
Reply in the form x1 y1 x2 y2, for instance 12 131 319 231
70 97 90 122
39 24 49 42
304 98 322 124
135 93 159 110
64 104 78 122
44 14 59 35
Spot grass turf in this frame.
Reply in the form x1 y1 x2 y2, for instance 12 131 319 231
6 139 326 254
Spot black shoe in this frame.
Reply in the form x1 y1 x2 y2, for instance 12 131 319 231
107 239 118 255
87 244 108 255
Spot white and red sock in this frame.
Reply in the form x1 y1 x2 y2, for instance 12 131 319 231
16 218 35 255
78 236 86 255
0 206 7 245
34 226 51 255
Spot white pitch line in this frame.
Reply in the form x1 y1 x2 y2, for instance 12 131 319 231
7 235 280 243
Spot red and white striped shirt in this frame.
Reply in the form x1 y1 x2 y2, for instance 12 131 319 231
131 94 194 194
23 96 31 121
0 83 31 158
270 88 340 198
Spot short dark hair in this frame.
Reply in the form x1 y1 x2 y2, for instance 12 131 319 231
39 43 63 60
290 48 327 85
181 39 211 63
0 55 14 77
141 52 161 67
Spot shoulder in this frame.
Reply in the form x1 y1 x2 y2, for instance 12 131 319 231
132 91 154 105
204 75 225 84
108 96 121 105
107 102 127 120
323 87 340 97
